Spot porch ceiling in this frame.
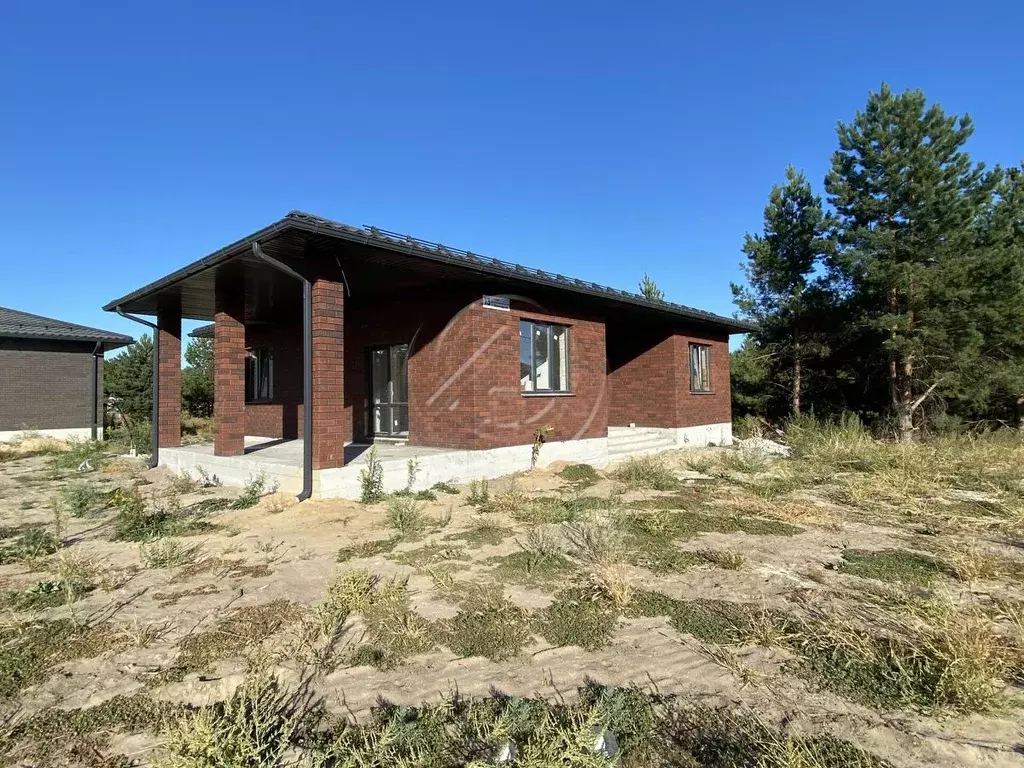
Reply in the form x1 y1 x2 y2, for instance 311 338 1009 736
103 211 755 333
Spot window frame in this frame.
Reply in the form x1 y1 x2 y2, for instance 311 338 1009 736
689 342 712 394
519 320 571 394
245 347 274 404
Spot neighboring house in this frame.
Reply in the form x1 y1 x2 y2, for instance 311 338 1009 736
0 307 132 442
102 212 752 498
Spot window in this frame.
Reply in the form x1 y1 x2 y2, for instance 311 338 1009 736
689 343 711 393
520 320 570 392
245 348 273 402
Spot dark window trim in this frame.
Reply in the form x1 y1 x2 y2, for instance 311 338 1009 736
519 319 571 394
245 347 274 404
689 342 712 394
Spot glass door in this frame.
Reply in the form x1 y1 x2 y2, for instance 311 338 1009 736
370 344 409 437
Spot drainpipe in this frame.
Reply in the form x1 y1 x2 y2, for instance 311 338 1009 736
90 342 102 440
115 308 160 469
251 242 313 501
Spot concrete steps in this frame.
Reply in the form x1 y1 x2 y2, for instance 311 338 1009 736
607 427 677 459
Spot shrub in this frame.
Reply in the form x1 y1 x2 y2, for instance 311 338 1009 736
0 528 60 564
359 446 385 503
168 471 200 494
231 474 268 509
386 495 427 538
157 673 322 768
60 482 100 517
431 481 460 495
467 478 490 507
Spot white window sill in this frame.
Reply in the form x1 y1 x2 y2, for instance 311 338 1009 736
521 391 575 397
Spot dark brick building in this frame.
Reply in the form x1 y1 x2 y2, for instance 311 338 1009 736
104 212 751 497
0 307 132 441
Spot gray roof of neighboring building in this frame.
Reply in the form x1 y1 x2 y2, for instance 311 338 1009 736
0 306 133 349
105 210 755 334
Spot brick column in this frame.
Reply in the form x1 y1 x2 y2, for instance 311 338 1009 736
311 276 345 469
214 272 246 456
156 299 182 447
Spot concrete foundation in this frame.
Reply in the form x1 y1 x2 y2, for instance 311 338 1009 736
157 423 733 500
0 427 102 443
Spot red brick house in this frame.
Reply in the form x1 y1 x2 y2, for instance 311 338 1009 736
103 212 751 498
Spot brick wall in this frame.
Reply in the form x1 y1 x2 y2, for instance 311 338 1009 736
157 303 182 447
409 298 607 449
607 323 731 428
310 277 345 469
221 286 729 453
244 322 303 439
673 333 732 427
214 275 246 456
0 340 100 432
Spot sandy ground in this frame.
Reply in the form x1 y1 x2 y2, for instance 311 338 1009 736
1 443 1023 767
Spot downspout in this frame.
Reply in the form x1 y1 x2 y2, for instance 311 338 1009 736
90 342 102 440
251 242 313 501
115 308 160 469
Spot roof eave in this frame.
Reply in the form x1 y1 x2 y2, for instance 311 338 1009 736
103 213 755 334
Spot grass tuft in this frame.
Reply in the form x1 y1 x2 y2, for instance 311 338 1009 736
139 538 202 569
612 455 680 490
534 587 618 651
558 463 601 489
335 536 400 563
442 593 532 660
836 548 951 586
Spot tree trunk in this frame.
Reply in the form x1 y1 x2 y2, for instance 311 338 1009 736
792 353 802 418
888 286 915 443
1016 396 1024 429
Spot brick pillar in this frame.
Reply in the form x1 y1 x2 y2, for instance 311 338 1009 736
156 299 182 447
214 272 246 456
311 276 345 469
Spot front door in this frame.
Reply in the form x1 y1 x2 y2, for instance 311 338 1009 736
370 344 409 437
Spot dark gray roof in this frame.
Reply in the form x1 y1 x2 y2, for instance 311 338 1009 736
106 211 754 333
0 306 133 349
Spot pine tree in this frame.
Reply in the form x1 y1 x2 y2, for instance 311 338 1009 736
182 336 214 417
638 273 664 301
104 334 153 421
825 85 989 440
966 163 1024 426
733 167 829 417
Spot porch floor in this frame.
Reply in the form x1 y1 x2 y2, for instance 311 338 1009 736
179 436 450 468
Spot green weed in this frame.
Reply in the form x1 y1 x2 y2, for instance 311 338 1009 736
534 588 618 651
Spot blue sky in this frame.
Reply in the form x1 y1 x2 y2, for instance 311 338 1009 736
1 1 1020 354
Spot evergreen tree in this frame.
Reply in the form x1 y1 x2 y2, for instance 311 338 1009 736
964 163 1024 426
729 339 771 418
733 167 829 417
825 85 989 440
638 273 664 301
104 334 153 421
182 336 214 417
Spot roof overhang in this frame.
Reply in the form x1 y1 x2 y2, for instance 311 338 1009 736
103 211 755 334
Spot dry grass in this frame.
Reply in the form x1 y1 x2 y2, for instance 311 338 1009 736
697 548 745 570
585 563 634 610
612 455 680 490
792 597 1018 714
939 541 1008 583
